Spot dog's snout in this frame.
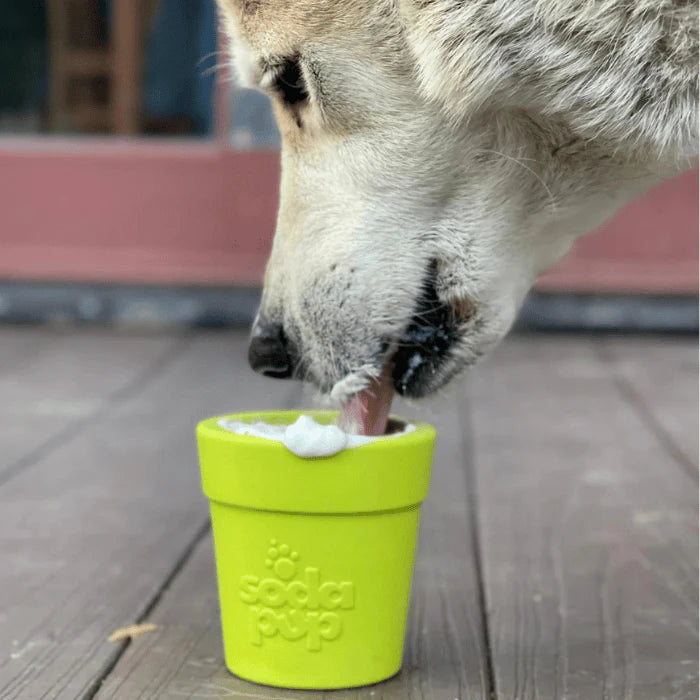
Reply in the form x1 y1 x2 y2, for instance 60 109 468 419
248 322 294 379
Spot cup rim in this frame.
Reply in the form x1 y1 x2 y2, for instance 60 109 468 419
196 410 436 513
200 409 435 455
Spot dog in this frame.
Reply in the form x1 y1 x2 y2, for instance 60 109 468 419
216 0 697 429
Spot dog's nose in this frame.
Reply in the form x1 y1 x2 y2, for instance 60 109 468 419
248 322 294 379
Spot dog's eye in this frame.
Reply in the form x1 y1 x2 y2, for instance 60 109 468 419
273 58 309 107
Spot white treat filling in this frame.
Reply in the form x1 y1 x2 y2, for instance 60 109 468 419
217 414 416 458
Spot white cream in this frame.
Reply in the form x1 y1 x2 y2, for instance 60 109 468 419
217 414 416 458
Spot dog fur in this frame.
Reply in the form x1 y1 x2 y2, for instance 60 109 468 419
217 0 698 399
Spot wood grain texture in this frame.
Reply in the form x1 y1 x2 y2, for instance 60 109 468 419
2 329 695 699
468 336 698 700
0 328 180 484
94 393 491 700
0 330 298 700
598 336 698 477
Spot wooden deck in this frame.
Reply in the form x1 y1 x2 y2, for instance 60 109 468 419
0 327 696 700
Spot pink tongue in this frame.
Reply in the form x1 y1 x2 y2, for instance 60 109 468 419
338 362 394 436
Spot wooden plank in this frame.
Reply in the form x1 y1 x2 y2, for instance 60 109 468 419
94 394 491 699
70 107 113 133
468 336 698 699
0 328 179 483
598 336 698 475
0 330 299 700
112 0 142 135
64 50 112 77
0 327 65 375
46 0 71 132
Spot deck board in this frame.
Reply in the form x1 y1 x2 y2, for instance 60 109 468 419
1 328 696 699
0 326 65 375
468 337 698 699
0 330 298 700
94 394 491 700
599 336 698 476
0 328 180 485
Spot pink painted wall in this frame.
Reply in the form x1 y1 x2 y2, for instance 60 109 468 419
537 169 698 293
0 141 278 284
0 140 696 293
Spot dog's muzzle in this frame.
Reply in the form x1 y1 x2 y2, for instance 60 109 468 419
390 260 468 397
248 322 295 379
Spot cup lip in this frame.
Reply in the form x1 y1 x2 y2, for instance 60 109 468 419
197 410 436 512
199 409 436 457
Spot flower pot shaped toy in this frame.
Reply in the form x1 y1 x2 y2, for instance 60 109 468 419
196 410 436 689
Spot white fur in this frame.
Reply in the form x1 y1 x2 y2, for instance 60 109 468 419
216 0 698 397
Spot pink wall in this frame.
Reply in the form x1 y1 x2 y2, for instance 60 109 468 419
537 169 698 293
0 141 279 284
0 140 696 293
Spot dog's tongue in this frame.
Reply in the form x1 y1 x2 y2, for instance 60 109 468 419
338 363 394 436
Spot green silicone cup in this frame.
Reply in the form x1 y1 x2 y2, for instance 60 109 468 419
196 410 436 690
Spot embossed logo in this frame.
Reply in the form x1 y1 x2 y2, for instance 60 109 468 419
239 539 355 651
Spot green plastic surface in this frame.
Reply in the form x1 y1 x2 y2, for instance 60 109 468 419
196 410 436 689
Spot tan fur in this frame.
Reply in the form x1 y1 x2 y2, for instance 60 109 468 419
217 0 698 398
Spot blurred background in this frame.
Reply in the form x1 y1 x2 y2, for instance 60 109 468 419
0 0 697 329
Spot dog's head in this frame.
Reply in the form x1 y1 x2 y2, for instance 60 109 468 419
218 0 660 402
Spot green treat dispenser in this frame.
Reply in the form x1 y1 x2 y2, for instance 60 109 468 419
196 410 435 689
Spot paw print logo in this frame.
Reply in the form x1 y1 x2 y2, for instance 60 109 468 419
265 539 299 581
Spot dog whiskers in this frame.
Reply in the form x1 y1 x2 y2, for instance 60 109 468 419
476 148 558 213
